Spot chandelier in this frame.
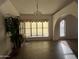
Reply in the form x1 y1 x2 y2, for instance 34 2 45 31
34 0 42 19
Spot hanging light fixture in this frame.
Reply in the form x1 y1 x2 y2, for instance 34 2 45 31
34 0 42 19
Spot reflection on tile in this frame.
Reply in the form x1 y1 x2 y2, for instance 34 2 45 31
60 41 73 54
64 55 77 59
59 41 77 59
7 41 77 59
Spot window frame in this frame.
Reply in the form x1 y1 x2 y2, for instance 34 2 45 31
19 21 49 38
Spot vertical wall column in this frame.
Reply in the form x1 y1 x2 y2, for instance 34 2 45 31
49 16 53 40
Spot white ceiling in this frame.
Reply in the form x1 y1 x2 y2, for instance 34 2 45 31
0 0 6 6
0 0 75 15
0 0 19 16
10 0 74 14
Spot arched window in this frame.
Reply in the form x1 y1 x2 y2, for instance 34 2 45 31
60 20 66 37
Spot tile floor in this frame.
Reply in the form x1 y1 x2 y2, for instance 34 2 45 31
6 40 77 59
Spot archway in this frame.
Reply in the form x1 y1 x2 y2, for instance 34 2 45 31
54 15 78 40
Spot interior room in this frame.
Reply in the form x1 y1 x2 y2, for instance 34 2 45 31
0 0 78 59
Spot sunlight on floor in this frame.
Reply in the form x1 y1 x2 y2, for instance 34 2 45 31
60 41 73 54
64 54 77 59
60 41 77 59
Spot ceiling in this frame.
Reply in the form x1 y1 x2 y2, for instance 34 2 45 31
0 0 6 6
0 0 19 16
0 0 75 15
10 0 74 14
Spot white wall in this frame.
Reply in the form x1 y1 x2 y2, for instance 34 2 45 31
53 1 78 40
0 14 12 59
